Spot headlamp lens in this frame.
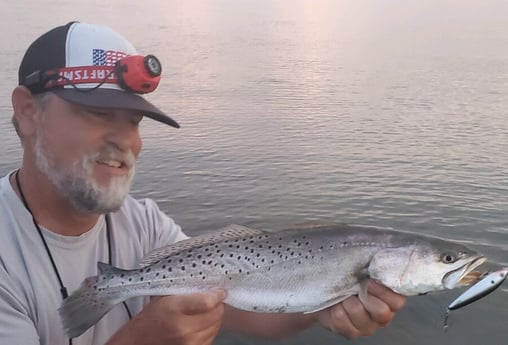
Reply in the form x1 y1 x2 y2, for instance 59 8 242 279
145 55 162 77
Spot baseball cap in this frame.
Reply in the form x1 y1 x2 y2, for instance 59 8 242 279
18 21 179 128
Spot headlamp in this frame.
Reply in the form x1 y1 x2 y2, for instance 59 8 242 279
115 54 162 94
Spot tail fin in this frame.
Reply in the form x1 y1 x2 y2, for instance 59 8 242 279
58 263 129 338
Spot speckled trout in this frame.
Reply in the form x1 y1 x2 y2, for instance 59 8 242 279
59 223 485 338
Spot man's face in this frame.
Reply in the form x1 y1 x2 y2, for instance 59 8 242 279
33 93 143 214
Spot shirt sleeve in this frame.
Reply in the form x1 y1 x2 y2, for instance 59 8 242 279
137 197 189 249
0 261 40 345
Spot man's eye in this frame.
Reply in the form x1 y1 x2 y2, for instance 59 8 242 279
88 109 109 116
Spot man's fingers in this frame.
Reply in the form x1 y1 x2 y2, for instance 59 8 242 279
367 281 407 312
317 281 408 340
357 293 394 326
318 303 361 339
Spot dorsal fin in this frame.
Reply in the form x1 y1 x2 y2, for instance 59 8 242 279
139 224 266 267
97 262 126 276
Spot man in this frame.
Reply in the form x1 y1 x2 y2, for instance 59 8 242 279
0 21 406 345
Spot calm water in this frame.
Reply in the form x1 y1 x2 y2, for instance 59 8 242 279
1 1 507 344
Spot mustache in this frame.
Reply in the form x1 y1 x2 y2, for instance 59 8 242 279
89 146 136 169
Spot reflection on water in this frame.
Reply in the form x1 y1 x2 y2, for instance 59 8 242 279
1 1 507 344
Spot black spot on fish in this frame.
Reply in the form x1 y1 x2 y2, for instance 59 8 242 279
192 263 197 268
140 277 144 281
146 268 151 273
181 266 186 271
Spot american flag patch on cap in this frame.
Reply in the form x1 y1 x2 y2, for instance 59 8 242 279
92 49 127 66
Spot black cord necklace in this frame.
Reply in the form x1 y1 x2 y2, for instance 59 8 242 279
14 170 132 343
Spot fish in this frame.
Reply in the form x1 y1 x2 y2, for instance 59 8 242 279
59 223 486 338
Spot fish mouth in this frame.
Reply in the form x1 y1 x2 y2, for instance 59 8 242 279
443 256 486 289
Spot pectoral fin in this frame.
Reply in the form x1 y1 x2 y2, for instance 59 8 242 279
305 278 370 314
304 295 352 314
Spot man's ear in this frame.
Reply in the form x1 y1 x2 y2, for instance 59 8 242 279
12 86 40 137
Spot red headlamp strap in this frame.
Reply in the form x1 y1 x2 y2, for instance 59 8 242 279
25 54 162 94
44 66 117 89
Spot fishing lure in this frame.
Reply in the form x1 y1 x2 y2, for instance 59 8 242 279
444 267 508 330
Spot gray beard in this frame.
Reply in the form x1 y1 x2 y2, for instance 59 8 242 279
34 136 135 214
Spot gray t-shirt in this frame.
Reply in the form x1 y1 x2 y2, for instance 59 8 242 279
0 172 188 345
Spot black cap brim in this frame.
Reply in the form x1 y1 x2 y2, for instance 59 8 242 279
52 88 180 128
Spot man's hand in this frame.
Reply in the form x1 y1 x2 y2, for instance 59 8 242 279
317 281 406 339
106 290 226 345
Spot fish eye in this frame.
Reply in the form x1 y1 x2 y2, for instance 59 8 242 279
441 253 457 264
